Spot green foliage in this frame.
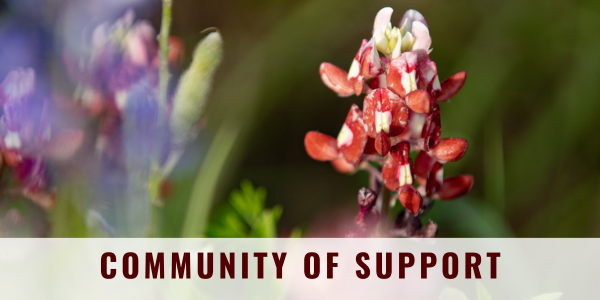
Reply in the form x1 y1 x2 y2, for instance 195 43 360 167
207 180 282 238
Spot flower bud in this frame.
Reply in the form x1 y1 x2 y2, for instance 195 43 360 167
417 55 441 98
421 105 441 151
386 51 418 98
405 89 431 114
360 39 384 80
320 62 354 97
171 31 223 145
358 187 377 208
429 137 469 162
408 21 431 59
437 71 467 102
304 131 339 161
348 39 368 95
356 187 379 228
337 104 367 164
400 10 427 31
398 184 423 214
382 151 399 190
374 131 391 156
414 151 435 185
434 175 474 200
425 161 443 196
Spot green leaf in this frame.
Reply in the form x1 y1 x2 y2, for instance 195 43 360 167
206 180 281 237
477 282 493 300
249 205 282 238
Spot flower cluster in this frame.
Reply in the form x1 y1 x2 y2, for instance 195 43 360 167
305 8 474 237
0 69 83 209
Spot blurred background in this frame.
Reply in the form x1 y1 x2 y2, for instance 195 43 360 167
0 0 599 237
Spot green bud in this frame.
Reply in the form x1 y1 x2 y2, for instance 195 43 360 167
170 31 223 145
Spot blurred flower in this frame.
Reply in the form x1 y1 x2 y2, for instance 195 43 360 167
64 10 159 94
0 69 84 209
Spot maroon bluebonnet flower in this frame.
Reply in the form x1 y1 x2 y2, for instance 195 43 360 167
307 7 474 237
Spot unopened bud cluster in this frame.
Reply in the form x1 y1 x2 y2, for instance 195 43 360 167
305 7 473 237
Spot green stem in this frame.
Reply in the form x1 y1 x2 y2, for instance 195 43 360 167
378 186 391 237
149 0 173 237
158 0 173 105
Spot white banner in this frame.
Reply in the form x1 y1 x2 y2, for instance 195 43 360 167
0 238 593 299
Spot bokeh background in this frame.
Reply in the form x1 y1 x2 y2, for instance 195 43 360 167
1 0 599 237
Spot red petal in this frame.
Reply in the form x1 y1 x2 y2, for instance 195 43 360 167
382 154 399 190
320 62 354 97
388 92 409 136
368 74 386 90
304 131 339 161
390 141 411 165
348 39 368 96
386 52 418 98
363 137 377 155
421 105 441 151
331 158 357 174
359 40 383 80
437 71 467 102
429 137 468 162
374 131 391 156
363 90 378 138
425 162 443 197
435 175 474 200
364 88 408 138
414 151 435 185
399 185 423 214
339 104 368 164
406 90 431 114
417 55 441 99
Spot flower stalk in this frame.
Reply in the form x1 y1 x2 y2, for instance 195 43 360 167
306 7 474 237
158 0 173 105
